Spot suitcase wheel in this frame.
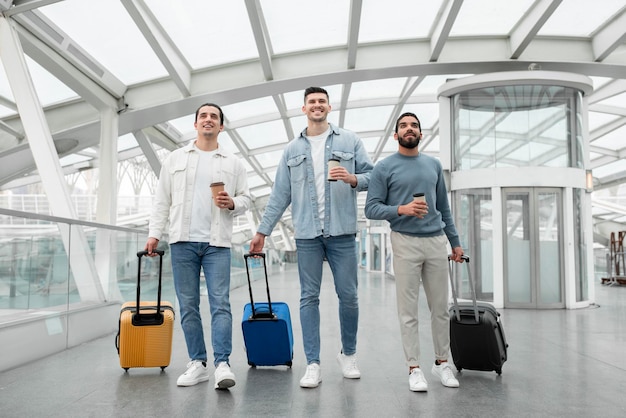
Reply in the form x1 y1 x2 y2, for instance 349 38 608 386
161 366 167 371
496 368 502 375
286 361 292 368
123 368 129 372
248 361 256 368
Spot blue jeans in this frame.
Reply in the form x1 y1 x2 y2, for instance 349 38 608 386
170 242 232 366
295 234 359 364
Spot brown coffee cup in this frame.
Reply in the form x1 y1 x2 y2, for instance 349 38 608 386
413 193 425 203
210 182 225 205
327 158 340 181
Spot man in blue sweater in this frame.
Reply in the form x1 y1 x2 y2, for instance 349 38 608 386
364 112 464 392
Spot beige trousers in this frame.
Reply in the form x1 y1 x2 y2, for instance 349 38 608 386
390 232 450 367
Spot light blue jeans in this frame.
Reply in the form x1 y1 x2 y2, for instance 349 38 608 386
170 242 232 366
295 234 359 364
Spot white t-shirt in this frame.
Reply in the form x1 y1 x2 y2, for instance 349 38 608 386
306 126 331 229
189 147 217 241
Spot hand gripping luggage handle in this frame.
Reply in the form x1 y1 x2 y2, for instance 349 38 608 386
134 250 165 326
244 253 275 319
448 254 479 323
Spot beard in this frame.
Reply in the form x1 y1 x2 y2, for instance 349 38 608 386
398 134 420 149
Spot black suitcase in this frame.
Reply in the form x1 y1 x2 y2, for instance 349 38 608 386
448 255 508 375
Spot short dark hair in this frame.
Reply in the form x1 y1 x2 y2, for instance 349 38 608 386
195 103 224 126
395 112 421 133
304 87 329 103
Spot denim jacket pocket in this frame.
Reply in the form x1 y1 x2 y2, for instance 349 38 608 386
287 154 307 184
331 151 354 164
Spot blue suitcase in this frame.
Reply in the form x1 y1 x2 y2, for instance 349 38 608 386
241 253 294 367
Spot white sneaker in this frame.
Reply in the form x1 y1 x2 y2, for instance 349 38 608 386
214 362 236 389
299 363 322 388
177 360 210 387
432 362 459 388
337 352 361 379
409 368 428 392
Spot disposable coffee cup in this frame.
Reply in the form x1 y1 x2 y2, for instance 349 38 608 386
210 182 225 205
413 193 425 203
327 158 340 181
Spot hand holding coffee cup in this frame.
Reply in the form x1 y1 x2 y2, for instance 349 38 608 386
210 182 225 207
412 193 427 218
327 158 340 181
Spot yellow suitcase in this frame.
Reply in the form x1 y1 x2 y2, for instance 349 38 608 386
116 250 175 371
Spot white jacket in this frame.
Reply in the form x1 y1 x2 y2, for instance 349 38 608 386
148 142 251 247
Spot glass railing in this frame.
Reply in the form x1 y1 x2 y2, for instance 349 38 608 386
0 208 258 327
0 208 152 323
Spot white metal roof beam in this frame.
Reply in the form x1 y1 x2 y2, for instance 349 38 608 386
509 0 562 59
245 0 274 81
0 94 17 110
272 94 295 140
133 129 161 176
589 103 626 117
594 170 626 191
588 79 626 104
12 10 123 109
1 0 63 16
0 119 22 138
347 0 363 69
227 123 273 185
121 0 191 97
339 83 351 128
590 117 626 141
591 8 626 62
429 0 463 62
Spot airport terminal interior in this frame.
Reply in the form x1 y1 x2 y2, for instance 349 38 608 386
1 1 626 416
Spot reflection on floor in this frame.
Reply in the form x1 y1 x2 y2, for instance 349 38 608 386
1 263 625 417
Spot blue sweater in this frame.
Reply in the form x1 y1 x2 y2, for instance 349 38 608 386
364 152 461 249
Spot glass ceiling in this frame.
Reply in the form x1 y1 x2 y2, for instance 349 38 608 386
1 0 626 249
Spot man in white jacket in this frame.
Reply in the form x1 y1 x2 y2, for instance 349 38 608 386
145 103 251 390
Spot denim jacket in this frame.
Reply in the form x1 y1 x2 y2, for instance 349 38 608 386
257 123 373 239
149 142 251 247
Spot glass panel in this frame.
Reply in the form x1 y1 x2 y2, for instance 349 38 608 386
40 0 166 84
262 0 349 54
452 0 534 36
145 0 258 69
505 192 532 304
455 189 493 301
537 191 561 304
453 86 583 170
359 0 440 42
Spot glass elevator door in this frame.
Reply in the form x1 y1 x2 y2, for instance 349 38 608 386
503 188 564 308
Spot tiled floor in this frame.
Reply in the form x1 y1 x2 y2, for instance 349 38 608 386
1 263 625 417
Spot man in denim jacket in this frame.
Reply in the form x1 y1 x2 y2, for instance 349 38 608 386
146 103 251 390
250 87 373 388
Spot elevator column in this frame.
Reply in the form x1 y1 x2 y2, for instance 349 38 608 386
438 71 594 309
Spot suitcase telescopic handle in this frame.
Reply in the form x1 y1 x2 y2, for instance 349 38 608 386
448 254 479 323
244 253 274 318
135 250 165 323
